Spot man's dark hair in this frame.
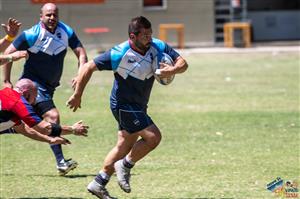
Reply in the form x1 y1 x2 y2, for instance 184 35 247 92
128 16 152 36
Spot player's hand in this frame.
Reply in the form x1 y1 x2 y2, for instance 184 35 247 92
3 80 13 89
71 120 89 136
66 94 81 112
49 136 71 145
1 18 21 38
71 76 78 90
158 62 175 78
11 50 28 61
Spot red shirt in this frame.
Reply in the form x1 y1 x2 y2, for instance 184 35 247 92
0 87 41 131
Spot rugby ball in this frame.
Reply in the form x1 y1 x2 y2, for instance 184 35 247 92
154 53 175 85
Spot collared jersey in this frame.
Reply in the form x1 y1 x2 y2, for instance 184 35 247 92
93 38 180 109
13 21 83 92
0 88 41 131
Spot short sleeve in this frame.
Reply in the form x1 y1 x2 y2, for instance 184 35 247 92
164 43 180 61
12 32 30 50
12 97 42 127
152 38 180 62
68 32 83 49
93 50 113 71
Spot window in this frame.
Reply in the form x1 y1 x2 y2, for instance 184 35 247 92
248 0 300 11
143 0 167 10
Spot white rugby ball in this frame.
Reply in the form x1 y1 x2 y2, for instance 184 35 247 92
154 53 175 85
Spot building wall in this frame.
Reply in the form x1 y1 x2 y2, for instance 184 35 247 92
0 0 215 48
248 11 300 41
247 0 300 41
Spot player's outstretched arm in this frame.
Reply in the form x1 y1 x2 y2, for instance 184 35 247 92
31 120 89 137
71 46 88 90
0 18 21 52
0 50 28 66
61 120 89 136
14 123 71 145
2 45 18 88
67 60 98 112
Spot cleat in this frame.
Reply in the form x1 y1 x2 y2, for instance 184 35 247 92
87 180 115 199
57 159 78 176
114 160 131 193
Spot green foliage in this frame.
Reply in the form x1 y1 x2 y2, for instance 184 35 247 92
0 51 299 198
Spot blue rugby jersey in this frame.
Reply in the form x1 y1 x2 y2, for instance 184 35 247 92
93 38 180 109
12 21 83 93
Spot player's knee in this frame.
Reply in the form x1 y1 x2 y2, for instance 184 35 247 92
147 133 161 149
43 110 60 123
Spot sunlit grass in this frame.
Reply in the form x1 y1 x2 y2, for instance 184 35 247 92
0 51 299 199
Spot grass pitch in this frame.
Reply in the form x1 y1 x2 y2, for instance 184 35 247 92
0 50 299 199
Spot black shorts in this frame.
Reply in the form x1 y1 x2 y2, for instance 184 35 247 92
33 81 56 116
34 100 56 117
111 104 154 134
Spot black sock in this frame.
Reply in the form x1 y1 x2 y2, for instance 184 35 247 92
95 173 109 186
50 144 64 164
123 157 134 169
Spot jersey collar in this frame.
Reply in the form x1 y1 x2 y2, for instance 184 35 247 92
129 39 148 56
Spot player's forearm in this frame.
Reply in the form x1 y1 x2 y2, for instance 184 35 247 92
0 54 13 65
14 124 53 144
35 123 75 136
61 125 76 135
2 46 17 83
33 120 87 137
78 53 88 69
61 120 88 136
0 38 12 52
22 126 54 143
74 61 95 98
3 62 12 83
75 47 88 70
174 56 188 74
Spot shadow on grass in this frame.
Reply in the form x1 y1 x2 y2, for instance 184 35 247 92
62 174 96 178
2 173 95 178
2 198 84 199
3 173 139 178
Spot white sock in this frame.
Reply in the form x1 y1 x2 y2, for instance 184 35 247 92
99 170 110 181
125 155 135 165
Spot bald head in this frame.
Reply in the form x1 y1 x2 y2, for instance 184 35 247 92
40 3 59 33
15 78 35 90
41 3 58 13
15 79 37 105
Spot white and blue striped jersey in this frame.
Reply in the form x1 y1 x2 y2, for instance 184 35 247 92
93 38 180 109
13 21 83 93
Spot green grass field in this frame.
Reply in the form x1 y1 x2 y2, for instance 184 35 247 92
0 50 299 199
